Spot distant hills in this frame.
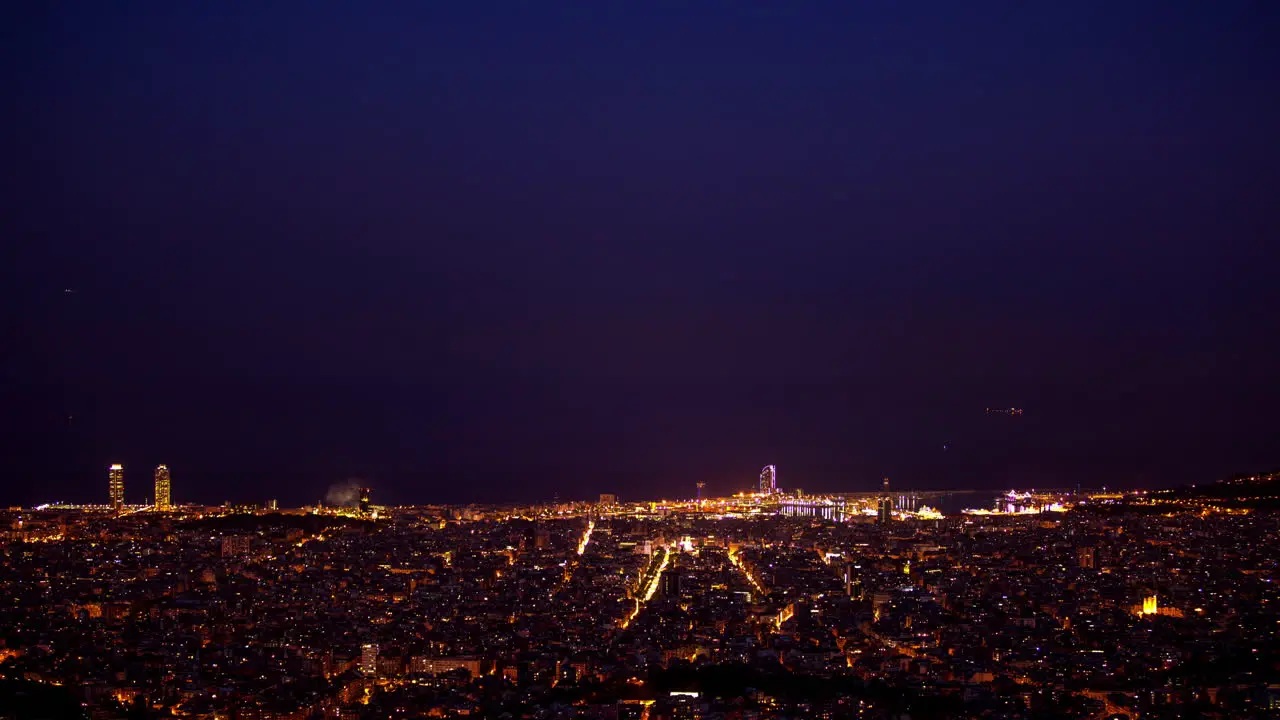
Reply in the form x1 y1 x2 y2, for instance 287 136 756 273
1072 469 1280 515
1136 469 1280 510
1166 470 1280 501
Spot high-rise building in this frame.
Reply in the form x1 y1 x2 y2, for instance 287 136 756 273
759 465 777 495
361 643 379 676
359 487 372 513
154 465 171 510
108 464 125 510
878 477 892 524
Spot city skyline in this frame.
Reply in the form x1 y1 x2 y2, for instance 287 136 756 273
28 461 1232 511
3 474 1278 718
47 458 1278 512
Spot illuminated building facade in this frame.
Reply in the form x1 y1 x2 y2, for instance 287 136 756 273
407 656 481 676
154 465 171 510
361 643 378 676
108 464 124 510
221 536 251 558
759 465 777 495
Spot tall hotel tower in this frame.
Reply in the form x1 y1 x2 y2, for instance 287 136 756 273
759 465 777 495
108 464 125 509
154 465 172 510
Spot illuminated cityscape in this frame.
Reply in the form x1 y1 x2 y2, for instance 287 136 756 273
7 3 1277 719
2 469 1278 718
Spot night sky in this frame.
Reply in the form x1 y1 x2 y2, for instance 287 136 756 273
4 2 1279 507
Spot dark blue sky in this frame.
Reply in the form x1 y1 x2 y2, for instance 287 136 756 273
4 2 1278 506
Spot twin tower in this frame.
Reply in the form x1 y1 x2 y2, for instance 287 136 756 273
107 464 172 511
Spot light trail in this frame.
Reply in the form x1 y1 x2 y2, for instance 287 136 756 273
577 520 594 556
773 603 795 630
641 548 670 603
620 547 670 629
727 546 766 597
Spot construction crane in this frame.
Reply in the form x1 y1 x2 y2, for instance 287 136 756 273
986 407 1024 416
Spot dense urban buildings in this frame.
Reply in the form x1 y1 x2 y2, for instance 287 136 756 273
2 472 1279 718
10 2 1275 718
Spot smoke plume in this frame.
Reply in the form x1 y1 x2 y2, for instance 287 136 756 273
325 479 363 507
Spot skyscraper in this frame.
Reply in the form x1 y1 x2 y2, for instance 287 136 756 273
759 465 777 495
878 477 892 524
108 464 124 510
154 465 171 510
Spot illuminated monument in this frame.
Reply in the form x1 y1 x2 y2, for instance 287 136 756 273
108 464 124 510
759 465 777 495
154 465 171 510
